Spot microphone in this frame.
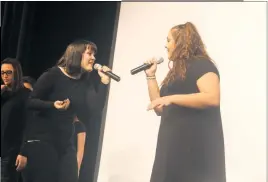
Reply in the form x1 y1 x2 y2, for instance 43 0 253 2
94 64 121 82
130 57 164 75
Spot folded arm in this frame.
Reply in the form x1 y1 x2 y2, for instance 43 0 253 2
149 72 220 110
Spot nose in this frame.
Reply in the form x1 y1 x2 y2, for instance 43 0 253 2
165 42 168 49
91 55 96 61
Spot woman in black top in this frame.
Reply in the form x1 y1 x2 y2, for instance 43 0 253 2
1 58 30 182
20 40 111 182
145 22 226 182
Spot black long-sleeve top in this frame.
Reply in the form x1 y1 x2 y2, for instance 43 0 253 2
21 66 108 155
1 87 30 158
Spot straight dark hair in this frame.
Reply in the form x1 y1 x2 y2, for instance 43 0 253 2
57 40 97 77
1 57 24 92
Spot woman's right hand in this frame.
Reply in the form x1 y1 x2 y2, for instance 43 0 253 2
54 99 70 110
144 57 158 77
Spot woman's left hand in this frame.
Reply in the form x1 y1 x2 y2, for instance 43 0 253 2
147 96 172 111
98 65 111 85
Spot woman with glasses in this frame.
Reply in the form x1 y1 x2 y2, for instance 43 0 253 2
1 58 30 182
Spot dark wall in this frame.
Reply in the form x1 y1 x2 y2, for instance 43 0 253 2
1 2 120 182
1 1 119 79
29 2 119 79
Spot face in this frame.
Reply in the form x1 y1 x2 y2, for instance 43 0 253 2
81 46 96 72
1 64 14 86
165 30 176 60
24 82 33 91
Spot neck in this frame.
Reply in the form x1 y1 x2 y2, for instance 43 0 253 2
59 66 81 79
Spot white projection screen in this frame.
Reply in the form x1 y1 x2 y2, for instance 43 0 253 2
96 2 266 182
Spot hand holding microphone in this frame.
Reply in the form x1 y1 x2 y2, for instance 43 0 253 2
130 57 164 76
94 64 121 83
92 57 163 82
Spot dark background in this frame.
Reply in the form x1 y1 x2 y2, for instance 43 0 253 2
1 1 121 182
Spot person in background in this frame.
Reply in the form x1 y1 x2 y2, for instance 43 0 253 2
15 76 36 182
22 76 36 91
1 58 30 182
23 75 86 178
145 22 226 182
73 116 86 177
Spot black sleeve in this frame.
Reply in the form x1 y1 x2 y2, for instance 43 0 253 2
19 111 34 157
14 89 31 157
190 59 220 81
76 82 108 127
27 70 56 110
74 121 87 134
1 90 12 106
19 134 28 156
94 83 109 111
19 112 30 157
86 72 109 112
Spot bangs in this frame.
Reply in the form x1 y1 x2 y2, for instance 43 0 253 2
86 42 97 54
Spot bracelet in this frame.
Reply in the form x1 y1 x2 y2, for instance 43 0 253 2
146 76 156 80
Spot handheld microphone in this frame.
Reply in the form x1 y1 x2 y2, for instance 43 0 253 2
130 57 164 75
94 64 121 82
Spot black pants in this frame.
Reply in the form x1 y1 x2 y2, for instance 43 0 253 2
1 153 19 182
22 141 78 182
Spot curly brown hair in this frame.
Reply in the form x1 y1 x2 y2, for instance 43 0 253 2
162 22 212 86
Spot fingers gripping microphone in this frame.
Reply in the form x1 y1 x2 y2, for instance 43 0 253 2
94 64 121 82
130 57 164 75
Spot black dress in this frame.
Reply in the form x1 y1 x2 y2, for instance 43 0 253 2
150 59 226 182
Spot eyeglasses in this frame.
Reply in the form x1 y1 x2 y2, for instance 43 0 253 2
1 70 13 76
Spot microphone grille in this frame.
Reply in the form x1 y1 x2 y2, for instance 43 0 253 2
94 63 102 70
156 57 164 64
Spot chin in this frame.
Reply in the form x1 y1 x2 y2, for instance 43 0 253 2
86 66 93 72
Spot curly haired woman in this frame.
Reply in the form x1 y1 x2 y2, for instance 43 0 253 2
145 22 226 182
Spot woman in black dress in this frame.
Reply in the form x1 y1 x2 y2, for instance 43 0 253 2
20 40 111 182
1 58 29 182
145 22 226 182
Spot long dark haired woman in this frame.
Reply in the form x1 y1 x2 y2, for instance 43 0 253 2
1 58 30 182
20 40 111 182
